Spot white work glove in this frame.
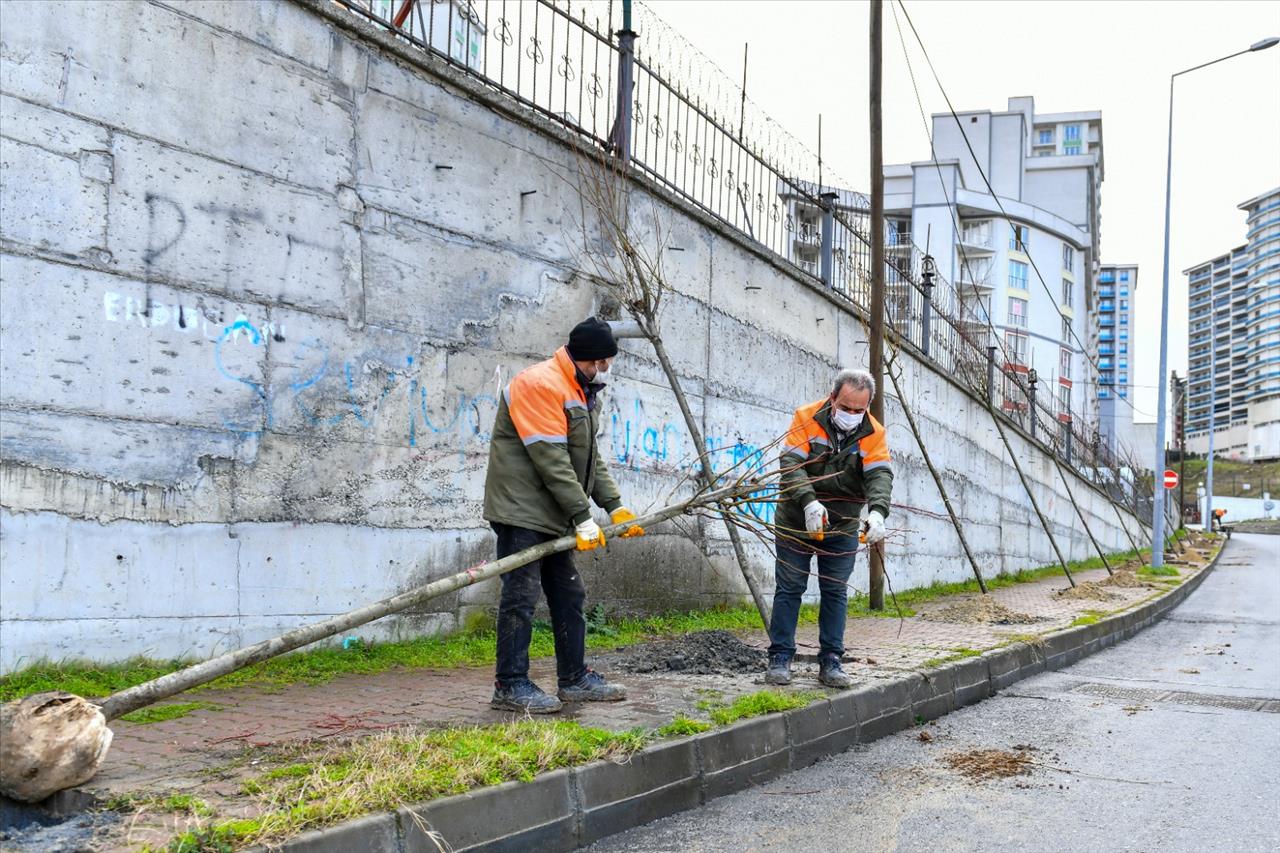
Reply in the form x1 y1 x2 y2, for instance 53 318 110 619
861 509 887 544
575 518 606 551
803 500 828 537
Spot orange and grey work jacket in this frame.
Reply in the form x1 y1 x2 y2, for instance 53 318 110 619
483 346 623 536
775 397 893 538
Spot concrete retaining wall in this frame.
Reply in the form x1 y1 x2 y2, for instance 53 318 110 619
0 0 1145 670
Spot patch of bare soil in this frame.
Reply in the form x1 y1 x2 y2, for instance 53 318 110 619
1099 569 1152 589
611 630 766 675
1056 581 1119 601
923 597 1042 625
942 748 1034 781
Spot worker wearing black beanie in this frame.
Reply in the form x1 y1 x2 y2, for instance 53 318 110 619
565 316 619 362
482 316 642 714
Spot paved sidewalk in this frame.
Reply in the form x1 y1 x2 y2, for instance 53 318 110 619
70 543 1213 849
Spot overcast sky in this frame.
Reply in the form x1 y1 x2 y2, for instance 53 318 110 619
644 0 1280 428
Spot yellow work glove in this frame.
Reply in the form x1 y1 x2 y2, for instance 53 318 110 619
575 518 606 551
611 507 646 538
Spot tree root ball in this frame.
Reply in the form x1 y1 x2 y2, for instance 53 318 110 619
0 692 112 803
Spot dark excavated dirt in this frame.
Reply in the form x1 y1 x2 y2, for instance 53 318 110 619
611 630 766 675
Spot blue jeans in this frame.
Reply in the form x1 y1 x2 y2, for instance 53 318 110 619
768 532 857 660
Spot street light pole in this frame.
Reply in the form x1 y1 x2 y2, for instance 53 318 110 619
1151 36 1277 566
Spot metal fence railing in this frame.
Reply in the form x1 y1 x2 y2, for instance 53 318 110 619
335 0 1149 522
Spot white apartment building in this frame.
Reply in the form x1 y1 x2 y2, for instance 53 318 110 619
883 96 1104 435
1185 186 1280 462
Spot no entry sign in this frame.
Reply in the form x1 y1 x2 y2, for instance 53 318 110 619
1163 469 1179 489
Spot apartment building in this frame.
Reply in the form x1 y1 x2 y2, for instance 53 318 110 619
883 96 1103 431
1185 186 1280 462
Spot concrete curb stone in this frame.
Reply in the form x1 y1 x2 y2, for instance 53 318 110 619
787 696 859 771
698 713 790 800
399 768 576 853
266 547 1226 853
575 738 701 846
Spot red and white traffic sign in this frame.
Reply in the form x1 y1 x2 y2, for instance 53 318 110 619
1163 469 1179 489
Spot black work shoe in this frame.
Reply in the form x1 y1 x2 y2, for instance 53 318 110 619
491 679 563 713
764 654 793 686
818 656 853 689
558 669 627 702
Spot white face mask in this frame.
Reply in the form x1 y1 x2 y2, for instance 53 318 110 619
592 366 610 384
832 409 863 433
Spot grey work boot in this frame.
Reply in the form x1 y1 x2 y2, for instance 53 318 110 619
818 656 853 689
491 679 563 714
764 654 793 686
558 669 627 702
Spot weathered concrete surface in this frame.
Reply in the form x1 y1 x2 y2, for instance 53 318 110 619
0 0 1144 670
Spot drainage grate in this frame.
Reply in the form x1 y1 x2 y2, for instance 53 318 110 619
1069 681 1278 713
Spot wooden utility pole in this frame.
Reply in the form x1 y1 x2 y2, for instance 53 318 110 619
868 0 886 609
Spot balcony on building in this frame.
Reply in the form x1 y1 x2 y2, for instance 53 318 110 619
956 220 995 256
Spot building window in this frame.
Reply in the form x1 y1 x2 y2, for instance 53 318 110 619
1062 278 1073 306
1060 348 1072 380
1058 384 1070 413
1005 332 1028 365
1062 244 1074 272
1119 270 1130 282
1120 343 1128 354
1008 259 1029 289
1038 129 1053 145
1120 314 1128 325
1064 142 1081 155
1009 225 1030 252
1008 297 1028 328
1120 331 1129 340
1120 299 1128 310
1061 316 1071 341
1065 125 1081 142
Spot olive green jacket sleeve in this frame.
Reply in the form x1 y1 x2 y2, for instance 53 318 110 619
862 465 894 519
779 450 818 510
525 441 594 526
591 444 624 514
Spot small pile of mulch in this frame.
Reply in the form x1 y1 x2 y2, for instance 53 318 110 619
942 747 1034 781
612 630 766 675
1100 569 1151 589
1057 581 1118 601
923 597 1041 625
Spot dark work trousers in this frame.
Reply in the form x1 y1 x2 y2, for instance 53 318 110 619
768 532 858 660
493 522 588 688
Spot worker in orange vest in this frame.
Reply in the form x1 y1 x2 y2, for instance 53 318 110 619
482 318 644 713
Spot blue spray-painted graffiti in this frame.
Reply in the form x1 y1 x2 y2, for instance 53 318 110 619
209 319 497 449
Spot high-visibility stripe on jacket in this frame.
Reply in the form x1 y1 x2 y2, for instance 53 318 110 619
483 346 623 535
776 397 894 537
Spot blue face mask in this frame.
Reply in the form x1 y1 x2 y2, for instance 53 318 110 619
832 409 863 433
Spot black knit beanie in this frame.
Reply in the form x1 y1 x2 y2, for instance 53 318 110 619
566 316 618 361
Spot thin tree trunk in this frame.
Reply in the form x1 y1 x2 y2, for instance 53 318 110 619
986 403 1075 587
885 365 987 593
1050 456 1112 576
99 484 744 721
646 333 772 626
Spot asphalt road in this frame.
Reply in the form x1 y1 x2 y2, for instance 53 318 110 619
588 533 1280 853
